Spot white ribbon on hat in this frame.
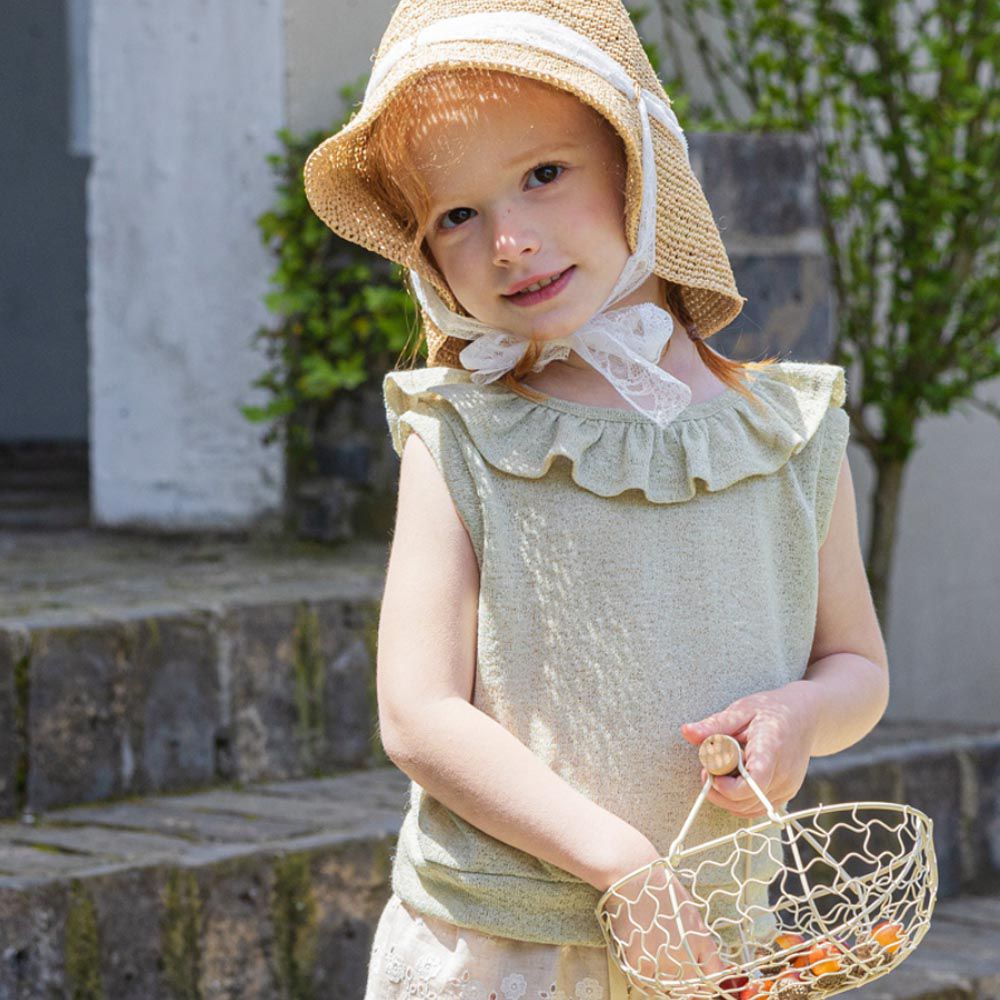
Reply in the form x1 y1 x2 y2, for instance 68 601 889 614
370 12 695 427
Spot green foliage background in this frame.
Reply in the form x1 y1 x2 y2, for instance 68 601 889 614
243 78 417 479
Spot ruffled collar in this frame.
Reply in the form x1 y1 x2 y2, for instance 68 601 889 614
383 361 846 504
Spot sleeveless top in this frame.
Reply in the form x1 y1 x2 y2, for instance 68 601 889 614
380 360 851 951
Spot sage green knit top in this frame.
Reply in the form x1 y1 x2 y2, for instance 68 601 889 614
381 360 850 949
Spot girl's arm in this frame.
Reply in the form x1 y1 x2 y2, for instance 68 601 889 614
797 453 890 754
681 454 891 817
378 432 658 892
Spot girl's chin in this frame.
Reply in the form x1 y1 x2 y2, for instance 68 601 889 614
524 324 589 343
507 311 597 343
469 296 601 342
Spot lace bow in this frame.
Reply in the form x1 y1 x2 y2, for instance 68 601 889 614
456 303 692 426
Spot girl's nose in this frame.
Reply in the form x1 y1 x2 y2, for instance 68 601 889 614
492 212 540 266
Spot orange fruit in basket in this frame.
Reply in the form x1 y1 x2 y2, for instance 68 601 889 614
775 933 806 948
871 920 904 955
774 932 810 968
806 942 842 976
740 978 775 1000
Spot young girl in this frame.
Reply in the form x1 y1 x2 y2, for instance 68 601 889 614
304 2 890 997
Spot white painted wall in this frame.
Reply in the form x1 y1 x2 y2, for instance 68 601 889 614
286 0 399 134
89 0 285 529
859 376 1000 725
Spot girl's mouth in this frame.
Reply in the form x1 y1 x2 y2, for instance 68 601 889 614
502 266 575 307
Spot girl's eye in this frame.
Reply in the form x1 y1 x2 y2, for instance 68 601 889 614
439 207 476 230
526 164 564 188
438 163 566 229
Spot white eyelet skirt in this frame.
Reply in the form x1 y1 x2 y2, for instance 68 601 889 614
364 893 638 1000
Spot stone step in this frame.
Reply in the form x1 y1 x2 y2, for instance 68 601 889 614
1 537 999 901
0 487 88 505
0 767 409 999
0 534 391 817
0 469 88 491
0 442 88 472
0 503 90 531
0 766 997 1000
0 441 89 529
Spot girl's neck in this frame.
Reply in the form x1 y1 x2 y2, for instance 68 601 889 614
520 320 727 409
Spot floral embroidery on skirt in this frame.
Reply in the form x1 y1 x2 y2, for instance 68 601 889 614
365 893 611 1000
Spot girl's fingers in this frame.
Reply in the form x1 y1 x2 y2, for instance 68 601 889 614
709 777 760 807
708 766 790 807
681 702 753 746
703 787 776 817
712 774 750 796
704 790 741 814
708 792 790 819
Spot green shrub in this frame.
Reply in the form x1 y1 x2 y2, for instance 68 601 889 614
244 76 419 481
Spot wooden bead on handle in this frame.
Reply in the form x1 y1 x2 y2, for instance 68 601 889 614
698 733 743 777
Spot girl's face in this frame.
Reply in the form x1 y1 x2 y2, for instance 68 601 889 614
409 77 660 343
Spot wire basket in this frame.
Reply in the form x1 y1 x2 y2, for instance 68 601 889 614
595 734 937 999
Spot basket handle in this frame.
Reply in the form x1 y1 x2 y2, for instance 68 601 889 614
665 734 789 865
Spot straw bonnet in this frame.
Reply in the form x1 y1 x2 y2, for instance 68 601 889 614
303 0 746 369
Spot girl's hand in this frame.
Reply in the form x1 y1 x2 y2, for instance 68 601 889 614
606 865 727 985
679 682 822 819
